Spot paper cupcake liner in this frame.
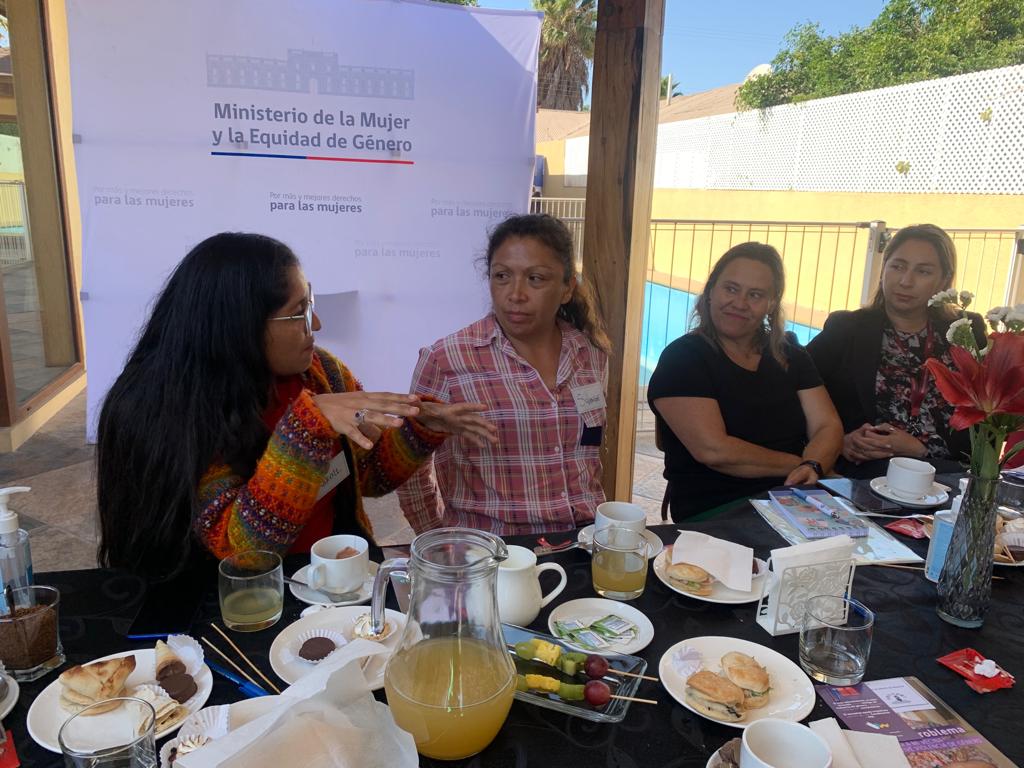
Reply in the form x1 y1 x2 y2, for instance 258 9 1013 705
166 634 205 676
998 531 1024 548
291 629 348 664
160 734 214 768
178 704 230 741
130 682 171 701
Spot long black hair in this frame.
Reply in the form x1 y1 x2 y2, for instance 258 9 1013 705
97 233 298 578
484 213 611 352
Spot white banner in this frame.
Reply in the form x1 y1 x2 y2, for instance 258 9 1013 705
67 0 540 438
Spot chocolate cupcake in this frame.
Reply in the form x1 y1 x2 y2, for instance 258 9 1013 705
159 671 198 704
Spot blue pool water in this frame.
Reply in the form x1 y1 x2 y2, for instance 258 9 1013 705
640 281 822 384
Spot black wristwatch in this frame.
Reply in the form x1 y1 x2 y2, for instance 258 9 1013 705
799 459 823 476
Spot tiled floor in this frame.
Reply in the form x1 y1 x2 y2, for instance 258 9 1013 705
0 391 668 572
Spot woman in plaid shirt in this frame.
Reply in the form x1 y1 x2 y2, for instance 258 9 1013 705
398 214 611 535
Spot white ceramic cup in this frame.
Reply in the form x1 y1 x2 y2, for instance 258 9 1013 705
308 534 369 594
740 718 833 768
594 501 647 534
496 545 567 626
886 457 936 498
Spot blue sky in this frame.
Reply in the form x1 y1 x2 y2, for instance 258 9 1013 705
480 0 888 95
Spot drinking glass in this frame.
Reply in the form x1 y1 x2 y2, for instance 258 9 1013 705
58 697 156 767
798 595 874 685
591 527 648 600
218 550 284 631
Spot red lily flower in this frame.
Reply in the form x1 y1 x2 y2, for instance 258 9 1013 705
925 332 1024 430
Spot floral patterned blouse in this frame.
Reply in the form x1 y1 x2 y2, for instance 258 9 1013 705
875 321 957 458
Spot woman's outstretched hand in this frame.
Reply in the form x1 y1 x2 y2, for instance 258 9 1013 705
312 392 420 450
415 399 499 447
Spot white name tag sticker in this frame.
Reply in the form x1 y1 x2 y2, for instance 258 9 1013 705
571 382 606 414
315 450 351 501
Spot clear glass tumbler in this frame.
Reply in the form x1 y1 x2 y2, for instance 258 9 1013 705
58 697 157 768
591 527 648 600
798 595 874 685
218 550 284 632
0 585 64 681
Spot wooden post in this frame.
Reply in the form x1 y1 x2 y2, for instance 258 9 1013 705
582 0 664 501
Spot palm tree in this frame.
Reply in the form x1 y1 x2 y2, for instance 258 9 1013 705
660 75 682 100
534 0 596 111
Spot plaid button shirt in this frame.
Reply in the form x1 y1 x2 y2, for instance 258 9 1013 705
397 314 608 535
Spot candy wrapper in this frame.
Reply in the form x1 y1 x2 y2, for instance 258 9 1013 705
884 519 927 539
937 648 1015 693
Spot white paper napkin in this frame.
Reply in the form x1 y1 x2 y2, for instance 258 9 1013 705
671 531 754 591
770 535 854 573
178 639 416 768
809 718 910 768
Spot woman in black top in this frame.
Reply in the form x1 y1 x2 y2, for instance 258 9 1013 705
648 243 842 521
807 224 985 479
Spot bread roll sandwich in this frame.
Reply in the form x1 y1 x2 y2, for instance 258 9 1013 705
58 655 137 715
666 562 713 596
685 670 745 722
720 652 770 709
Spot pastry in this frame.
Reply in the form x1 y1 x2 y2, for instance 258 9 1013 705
159 671 198 704
155 639 187 680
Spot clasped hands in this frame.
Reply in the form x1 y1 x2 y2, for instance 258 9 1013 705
312 391 498 450
842 422 926 464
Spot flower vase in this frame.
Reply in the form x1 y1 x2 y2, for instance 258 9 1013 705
936 475 1000 628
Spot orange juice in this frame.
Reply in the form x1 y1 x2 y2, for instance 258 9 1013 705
384 637 515 760
592 549 647 598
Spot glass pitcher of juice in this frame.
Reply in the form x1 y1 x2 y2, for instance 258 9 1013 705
370 528 515 761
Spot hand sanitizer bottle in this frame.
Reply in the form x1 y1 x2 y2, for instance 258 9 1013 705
0 486 34 612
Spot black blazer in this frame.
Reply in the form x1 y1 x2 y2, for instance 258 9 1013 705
806 307 986 462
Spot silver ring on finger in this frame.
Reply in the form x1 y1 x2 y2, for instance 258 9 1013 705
354 408 369 425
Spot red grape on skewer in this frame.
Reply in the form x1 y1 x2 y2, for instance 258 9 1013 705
584 679 611 707
584 654 609 679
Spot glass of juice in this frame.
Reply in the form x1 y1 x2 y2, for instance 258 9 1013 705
592 527 648 600
218 550 283 631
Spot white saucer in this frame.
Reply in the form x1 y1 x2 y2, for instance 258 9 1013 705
289 562 378 607
269 605 406 689
577 525 664 559
870 477 949 508
0 673 19 721
547 597 654 655
653 547 769 604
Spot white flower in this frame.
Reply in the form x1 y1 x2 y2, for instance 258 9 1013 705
986 306 1010 330
1006 307 1024 329
959 290 974 308
946 317 974 348
928 290 953 307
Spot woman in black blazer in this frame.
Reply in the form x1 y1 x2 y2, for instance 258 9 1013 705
808 224 985 478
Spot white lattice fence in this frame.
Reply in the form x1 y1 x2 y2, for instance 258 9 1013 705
565 64 1024 195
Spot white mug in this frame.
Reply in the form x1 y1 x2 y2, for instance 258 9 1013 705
308 534 369 594
594 501 646 534
886 457 936 498
496 545 567 626
740 719 832 768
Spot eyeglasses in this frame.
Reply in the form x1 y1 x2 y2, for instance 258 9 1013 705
270 283 314 335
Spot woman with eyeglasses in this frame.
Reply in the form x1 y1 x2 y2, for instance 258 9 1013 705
97 232 496 578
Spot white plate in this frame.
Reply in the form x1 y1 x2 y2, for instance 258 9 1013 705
547 597 654 655
161 697 282 768
870 477 949 508
653 548 769 605
288 562 379 607
577 525 664 559
269 606 406 689
27 648 213 753
659 636 815 729
0 673 19 720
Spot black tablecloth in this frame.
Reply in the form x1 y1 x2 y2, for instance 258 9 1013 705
9 505 1024 767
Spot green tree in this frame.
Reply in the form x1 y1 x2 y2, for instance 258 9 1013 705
737 0 1024 109
660 75 682 99
534 0 596 111
433 0 478 5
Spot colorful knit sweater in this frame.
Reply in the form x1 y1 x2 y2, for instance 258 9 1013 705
194 348 445 558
